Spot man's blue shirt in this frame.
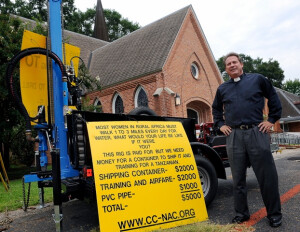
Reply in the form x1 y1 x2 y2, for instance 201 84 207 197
212 73 282 128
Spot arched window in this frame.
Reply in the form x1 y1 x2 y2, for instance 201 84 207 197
135 86 148 107
187 108 199 124
93 98 103 112
112 93 124 114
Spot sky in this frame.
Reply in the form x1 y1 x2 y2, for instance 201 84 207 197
74 0 300 81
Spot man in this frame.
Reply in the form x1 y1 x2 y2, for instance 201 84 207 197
212 52 282 227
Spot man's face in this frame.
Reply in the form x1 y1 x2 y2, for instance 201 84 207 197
225 56 243 78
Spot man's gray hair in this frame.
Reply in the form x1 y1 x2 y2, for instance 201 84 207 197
223 52 243 65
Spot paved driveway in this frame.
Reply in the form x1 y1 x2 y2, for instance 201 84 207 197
1 148 300 232
207 148 300 232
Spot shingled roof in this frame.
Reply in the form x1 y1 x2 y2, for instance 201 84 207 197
64 30 108 66
276 88 300 122
89 5 191 88
12 15 108 66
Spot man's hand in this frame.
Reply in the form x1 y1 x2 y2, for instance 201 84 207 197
258 121 274 133
220 125 232 136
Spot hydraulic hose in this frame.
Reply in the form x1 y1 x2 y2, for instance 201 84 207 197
5 47 67 140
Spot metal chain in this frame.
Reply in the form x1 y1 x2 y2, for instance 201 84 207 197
22 177 31 212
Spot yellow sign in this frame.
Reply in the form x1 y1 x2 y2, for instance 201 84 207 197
87 121 208 232
21 30 48 121
20 30 80 122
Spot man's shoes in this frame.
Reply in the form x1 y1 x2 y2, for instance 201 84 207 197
269 217 282 227
232 215 250 224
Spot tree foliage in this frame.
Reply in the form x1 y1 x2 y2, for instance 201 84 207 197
282 79 300 96
216 54 285 88
1 0 140 41
104 9 140 41
0 14 31 167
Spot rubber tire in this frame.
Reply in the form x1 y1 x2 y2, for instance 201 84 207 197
128 107 157 116
197 156 218 206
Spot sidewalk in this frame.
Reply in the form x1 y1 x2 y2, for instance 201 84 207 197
273 146 300 160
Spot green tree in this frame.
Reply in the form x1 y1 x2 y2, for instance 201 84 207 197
64 8 140 41
0 14 27 168
282 79 300 95
216 54 285 88
104 9 140 41
1 0 140 41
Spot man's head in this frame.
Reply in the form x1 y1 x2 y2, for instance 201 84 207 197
224 52 243 79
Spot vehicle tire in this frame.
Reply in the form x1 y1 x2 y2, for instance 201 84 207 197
128 107 157 116
197 156 218 206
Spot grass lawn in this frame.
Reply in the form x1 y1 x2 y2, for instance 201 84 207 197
90 222 254 232
1 164 53 212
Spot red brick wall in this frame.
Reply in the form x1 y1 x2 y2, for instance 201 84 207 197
87 74 160 114
287 122 300 132
86 9 222 120
162 11 222 118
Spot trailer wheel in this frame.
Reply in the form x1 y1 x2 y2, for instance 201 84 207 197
197 156 218 206
128 107 157 116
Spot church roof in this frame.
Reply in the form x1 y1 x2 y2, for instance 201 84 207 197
64 30 108 66
89 6 191 88
11 15 108 66
275 88 300 121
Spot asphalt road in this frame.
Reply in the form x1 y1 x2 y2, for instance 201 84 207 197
1 148 300 232
207 148 300 232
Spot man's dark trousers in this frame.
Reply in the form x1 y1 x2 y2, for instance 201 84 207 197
226 126 282 219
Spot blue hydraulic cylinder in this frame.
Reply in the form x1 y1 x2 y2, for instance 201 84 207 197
48 0 78 178
37 125 48 169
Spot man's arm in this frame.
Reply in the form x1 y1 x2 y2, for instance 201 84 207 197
259 75 282 133
212 89 226 131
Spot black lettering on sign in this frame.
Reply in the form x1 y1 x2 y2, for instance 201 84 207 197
173 148 184 152
167 155 177 159
99 131 112 135
111 125 129 129
136 124 149 128
103 152 114 157
96 125 109 129
175 133 183 137
100 181 131 190
134 179 147 186
149 176 173 184
94 136 112 140
115 163 138 169
145 129 158 133
101 193 115 201
99 171 129 180
118 191 134 199
177 173 197 181
102 204 127 212
158 134 167 138
97 159 115 165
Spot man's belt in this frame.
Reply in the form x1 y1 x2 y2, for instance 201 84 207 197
230 124 258 130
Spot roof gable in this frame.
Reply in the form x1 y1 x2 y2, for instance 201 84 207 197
89 6 191 88
276 88 300 119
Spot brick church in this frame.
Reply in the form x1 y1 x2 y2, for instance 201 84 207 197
83 4 222 124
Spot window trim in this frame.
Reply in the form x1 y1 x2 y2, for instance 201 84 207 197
112 93 124 114
191 62 199 79
93 97 102 112
134 86 148 108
